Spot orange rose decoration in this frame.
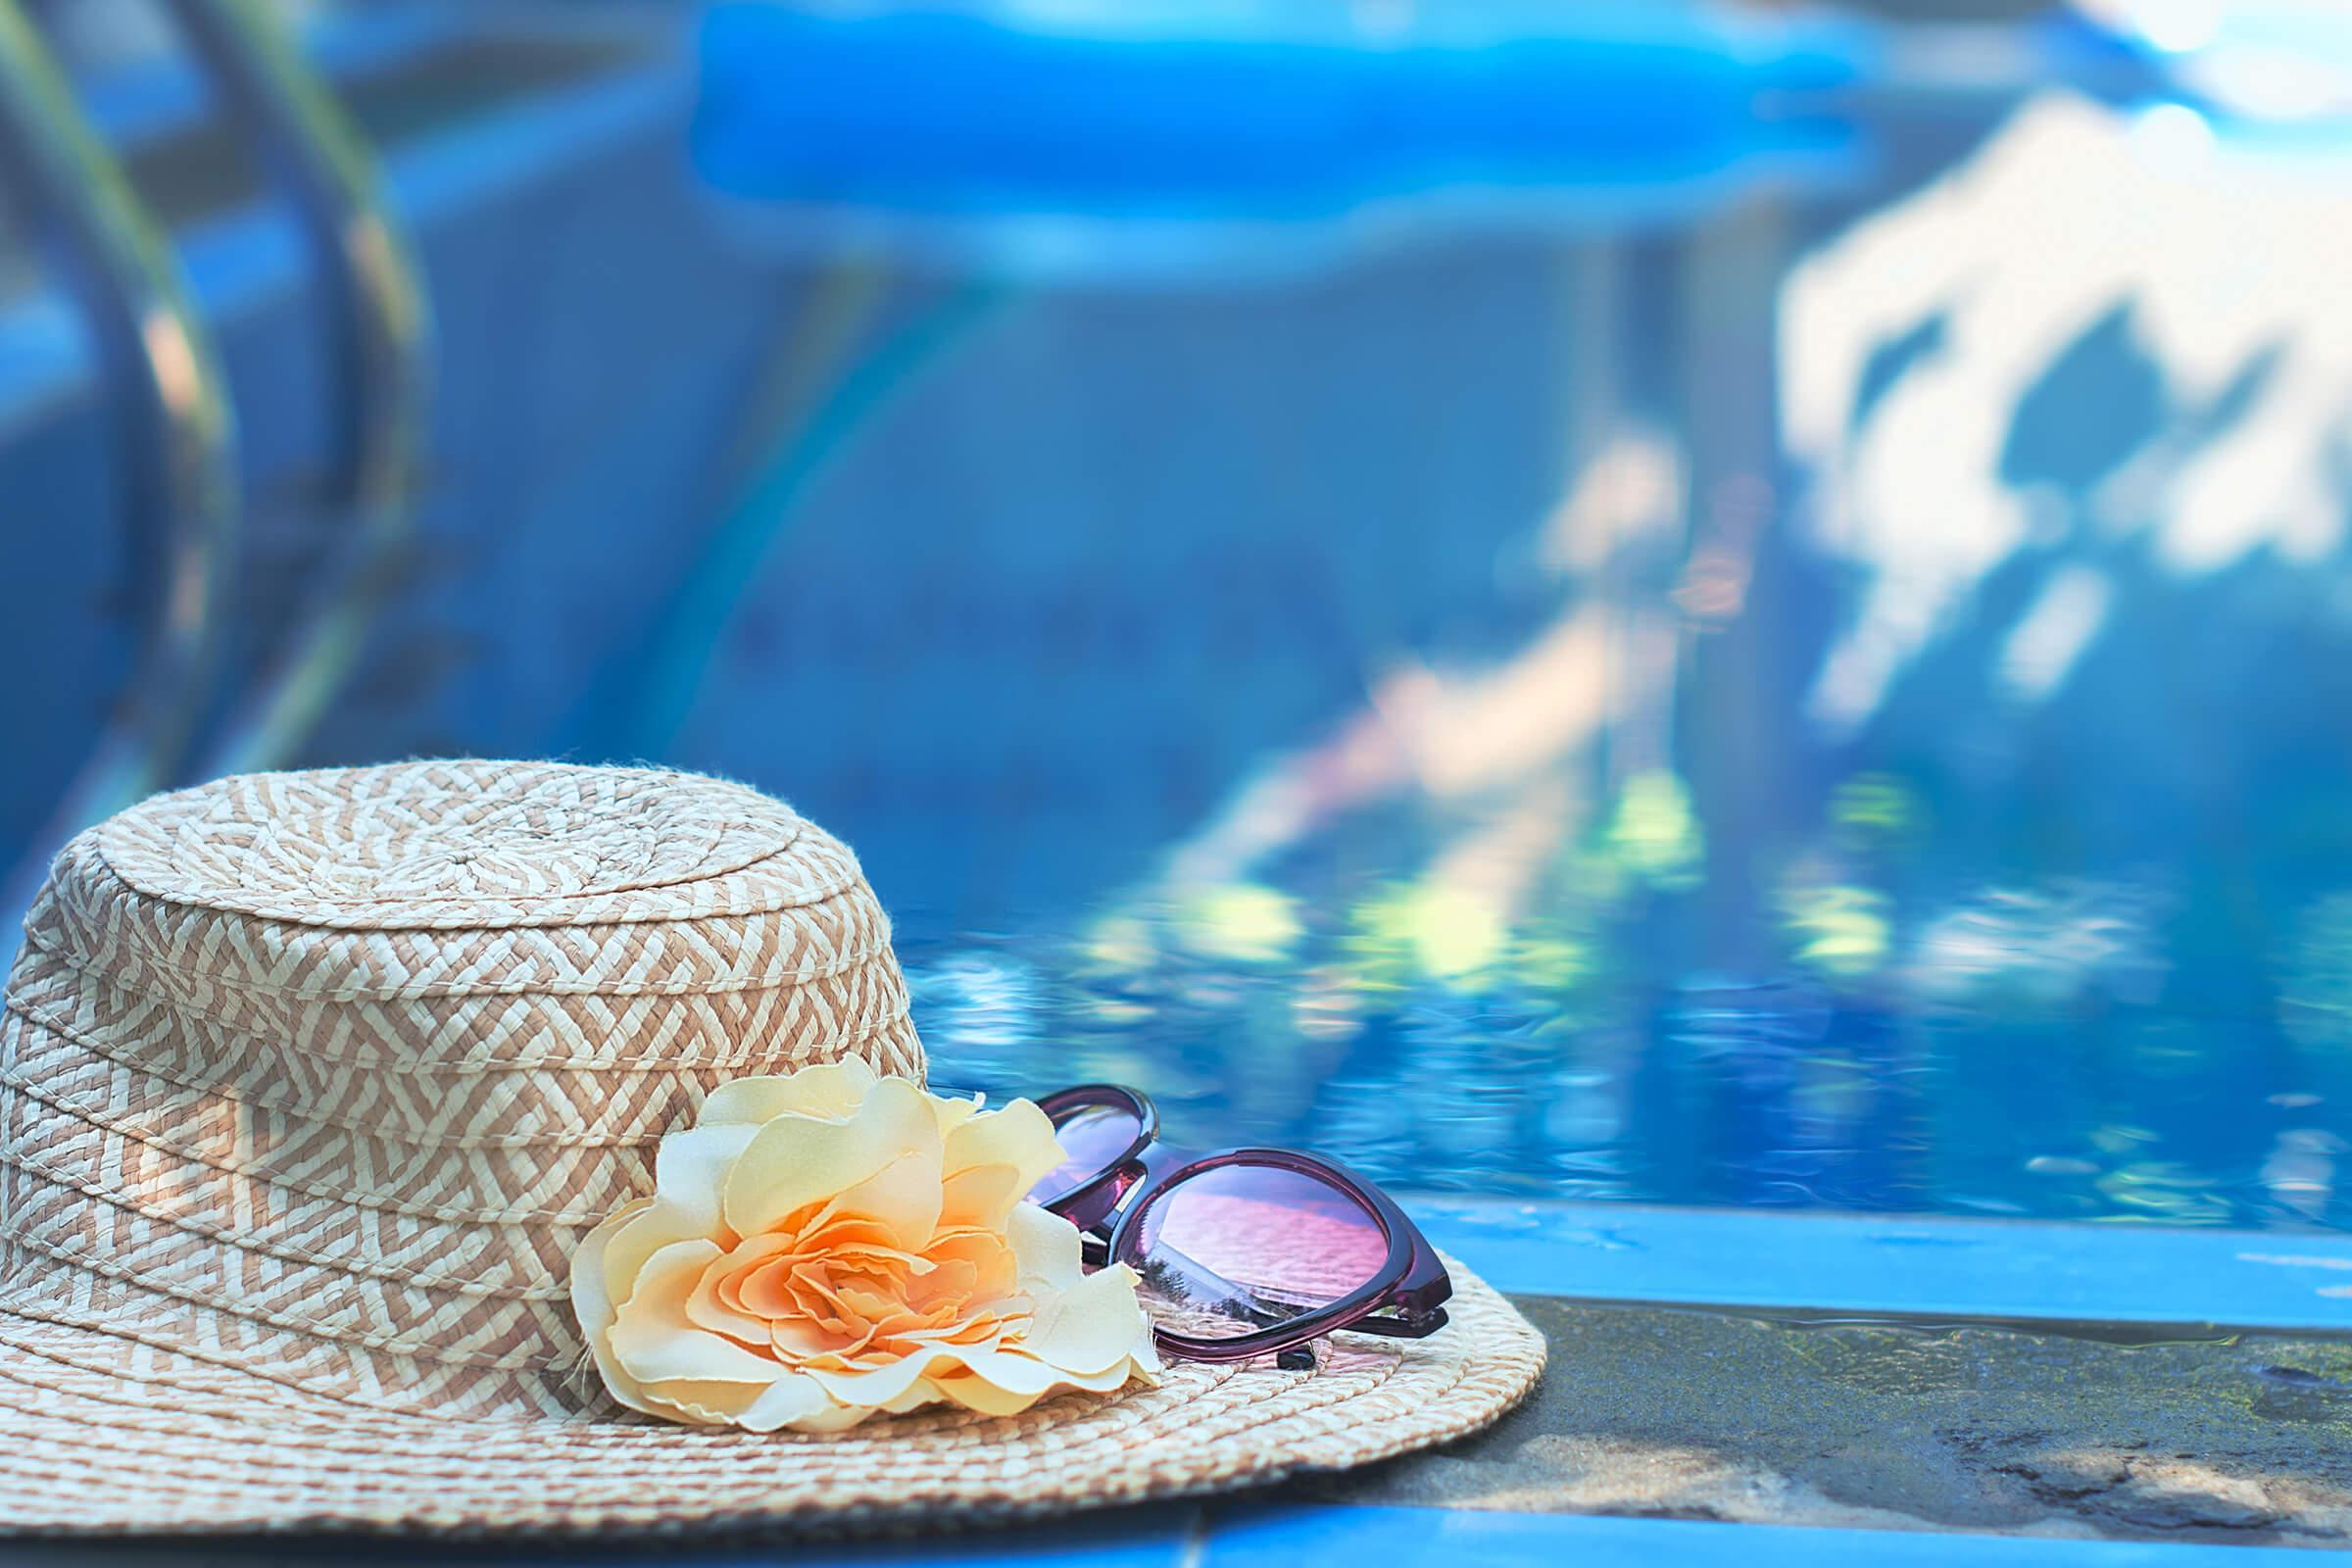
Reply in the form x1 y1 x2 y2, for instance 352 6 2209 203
569 1059 1158 1431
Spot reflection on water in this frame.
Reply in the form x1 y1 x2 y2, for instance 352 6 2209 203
901 757 2338 1232
883 84 2352 1235
900 763 2347 1232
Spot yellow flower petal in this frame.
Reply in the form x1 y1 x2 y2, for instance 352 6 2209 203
1006 1197 1088 1292
858 1339 1152 1417
733 1371 838 1434
878 1380 946 1415
922 1351 1152 1416
601 1123 760 1298
938 1164 1030 1232
722 1076 939 1240
616 1326 789 1389
568 1197 649 1342
699 1057 880 1127
609 1240 786 1387
943 1098 1062 1190
806 1148 944 1248
768 1313 845 1361
787 1399 882 1432
1014 1261 1156 1376
567 1197 656 1416
929 1092 985 1137
686 1233 798 1346
796 1346 953 1409
639 1379 771 1425
921 1369 1057 1418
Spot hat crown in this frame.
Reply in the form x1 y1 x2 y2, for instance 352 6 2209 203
93 759 811 930
0 761 924 1420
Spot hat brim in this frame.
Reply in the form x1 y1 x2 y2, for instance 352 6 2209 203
0 1254 1542 1537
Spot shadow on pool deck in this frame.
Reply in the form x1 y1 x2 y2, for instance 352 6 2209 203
1304 1297 2352 1546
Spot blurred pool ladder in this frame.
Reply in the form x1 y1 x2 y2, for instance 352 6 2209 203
0 0 431 934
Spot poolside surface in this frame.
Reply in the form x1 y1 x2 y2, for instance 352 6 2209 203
14 1200 2349 1561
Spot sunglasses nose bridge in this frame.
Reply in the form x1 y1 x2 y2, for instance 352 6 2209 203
1054 1157 1148 1235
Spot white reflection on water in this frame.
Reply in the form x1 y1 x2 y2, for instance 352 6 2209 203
1906 882 2167 1010
1998 564 2111 703
2082 0 2352 119
1783 90 2352 732
2262 1127 2343 1223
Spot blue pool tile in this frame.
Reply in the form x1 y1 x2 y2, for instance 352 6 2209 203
1407 1196 2352 1332
766 1507 1198 1568
1200 1503 2320 1567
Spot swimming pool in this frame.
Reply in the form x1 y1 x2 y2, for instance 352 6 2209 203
5 2 2350 1246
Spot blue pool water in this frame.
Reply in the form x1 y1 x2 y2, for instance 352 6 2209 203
658 74 2352 1236
7 6 2352 1241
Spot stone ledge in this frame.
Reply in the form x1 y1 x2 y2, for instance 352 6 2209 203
1301 1298 2352 1546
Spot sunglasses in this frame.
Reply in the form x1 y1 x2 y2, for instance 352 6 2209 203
1020 1084 1452 1368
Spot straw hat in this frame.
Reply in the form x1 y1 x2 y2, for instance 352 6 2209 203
0 760 1541 1536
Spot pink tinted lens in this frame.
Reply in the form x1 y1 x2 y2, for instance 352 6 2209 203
1129 1163 1390 1340
1029 1102 1143 1204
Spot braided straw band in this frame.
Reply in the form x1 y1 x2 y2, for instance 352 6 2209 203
0 761 1546 1534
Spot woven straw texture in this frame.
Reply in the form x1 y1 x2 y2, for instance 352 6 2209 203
0 760 1543 1536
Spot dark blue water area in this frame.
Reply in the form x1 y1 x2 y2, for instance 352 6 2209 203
10 14 2351 1236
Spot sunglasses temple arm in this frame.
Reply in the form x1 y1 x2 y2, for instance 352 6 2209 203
1332 1303 1448 1337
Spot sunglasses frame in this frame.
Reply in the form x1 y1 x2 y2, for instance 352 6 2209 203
1031 1084 1452 1363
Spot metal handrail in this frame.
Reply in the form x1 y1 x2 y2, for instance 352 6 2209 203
0 0 241 928
166 0 433 774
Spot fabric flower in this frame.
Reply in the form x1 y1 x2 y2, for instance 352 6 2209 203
569 1058 1159 1432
